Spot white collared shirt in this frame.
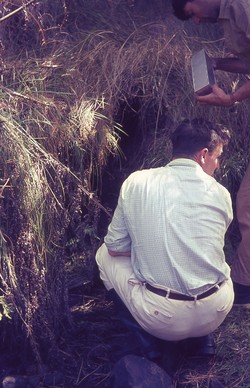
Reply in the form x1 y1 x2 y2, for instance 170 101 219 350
104 159 233 296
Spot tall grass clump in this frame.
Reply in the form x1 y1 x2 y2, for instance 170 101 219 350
0 105 115 365
0 63 118 366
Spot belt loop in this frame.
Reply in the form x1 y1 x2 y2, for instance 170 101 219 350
128 278 141 286
194 295 198 303
165 289 170 299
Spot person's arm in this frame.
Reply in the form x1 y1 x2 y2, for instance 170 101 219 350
108 249 131 257
104 179 132 257
196 81 250 106
213 57 250 74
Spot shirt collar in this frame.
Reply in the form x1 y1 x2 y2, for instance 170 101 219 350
167 158 203 170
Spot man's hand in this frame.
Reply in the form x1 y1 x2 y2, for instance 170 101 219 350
108 249 131 257
196 84 232 106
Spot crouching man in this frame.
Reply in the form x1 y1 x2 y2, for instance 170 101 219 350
96 118 234 366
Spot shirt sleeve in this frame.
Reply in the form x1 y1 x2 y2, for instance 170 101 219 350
233 1 250 41
229 0 250 58
104 181 131 253
220 0 250 60
217 182 233 227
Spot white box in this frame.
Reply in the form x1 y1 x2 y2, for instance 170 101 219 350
191 49 215 96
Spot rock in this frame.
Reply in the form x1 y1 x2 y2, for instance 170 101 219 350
2 376 28 388
112 354 173 388
2 371 64 388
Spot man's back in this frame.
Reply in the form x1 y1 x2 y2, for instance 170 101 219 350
105 159 232 295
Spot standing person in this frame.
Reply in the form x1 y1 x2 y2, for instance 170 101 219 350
172 0 250 306
96 118 234 365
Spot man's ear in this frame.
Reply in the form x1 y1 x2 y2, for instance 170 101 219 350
197 148 209 165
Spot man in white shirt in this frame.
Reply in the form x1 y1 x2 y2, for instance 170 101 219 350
96 118 234 366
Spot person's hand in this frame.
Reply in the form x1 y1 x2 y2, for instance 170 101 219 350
196 84 232 106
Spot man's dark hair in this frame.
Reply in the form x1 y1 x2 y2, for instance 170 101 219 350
171 118 229 157
171 0 192 20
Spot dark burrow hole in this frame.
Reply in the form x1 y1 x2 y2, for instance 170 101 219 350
98 98 169 236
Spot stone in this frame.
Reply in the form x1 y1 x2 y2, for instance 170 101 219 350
112 354 173 388
2 376 28 388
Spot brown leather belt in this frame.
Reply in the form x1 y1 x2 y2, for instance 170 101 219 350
145 281 224 301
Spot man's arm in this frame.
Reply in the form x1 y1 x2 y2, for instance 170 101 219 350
104 179 132 256
108 249 131 257
196 81 250 106
213 57 250 74
196 55 250 106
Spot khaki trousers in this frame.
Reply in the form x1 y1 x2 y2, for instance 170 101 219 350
96 244 234 341
231 162 250 285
